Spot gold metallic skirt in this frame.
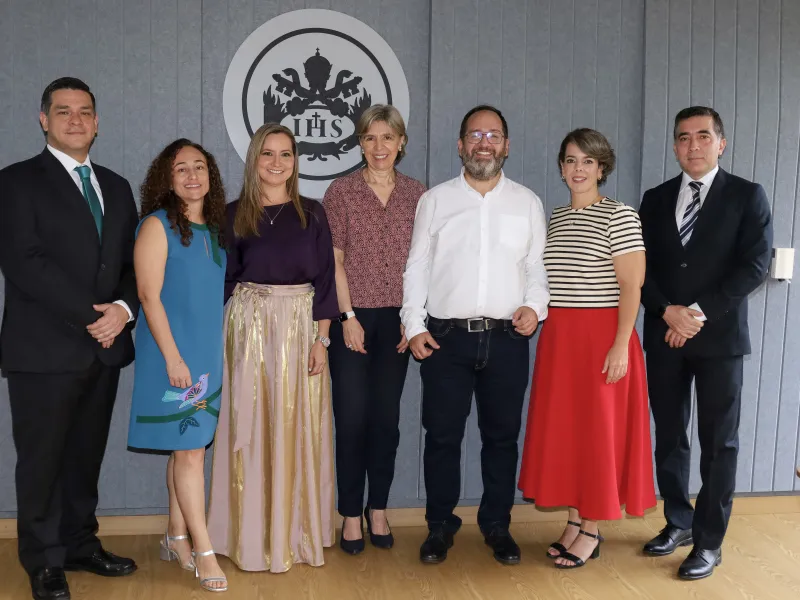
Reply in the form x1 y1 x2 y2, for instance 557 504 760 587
207 282 334 572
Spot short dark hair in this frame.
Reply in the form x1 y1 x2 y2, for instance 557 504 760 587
41 77 96 114
558 128 616 186
459 104 508 139
673 106 725 141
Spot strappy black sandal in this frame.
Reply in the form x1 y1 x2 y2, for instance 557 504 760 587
547 520 581 559
554 529 604 569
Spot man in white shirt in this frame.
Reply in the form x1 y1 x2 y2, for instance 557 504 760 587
401 105 549 566
0 77 139 600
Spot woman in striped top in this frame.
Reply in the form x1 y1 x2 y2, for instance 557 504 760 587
518 129 656 569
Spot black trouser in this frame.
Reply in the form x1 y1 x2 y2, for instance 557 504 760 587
420 317 531 534
645 347 743 550
329 307 410 518
7 359 120 574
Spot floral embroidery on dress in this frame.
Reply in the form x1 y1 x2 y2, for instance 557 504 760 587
136 373 221 434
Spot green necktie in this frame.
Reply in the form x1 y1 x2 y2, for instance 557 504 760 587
74 165 103 239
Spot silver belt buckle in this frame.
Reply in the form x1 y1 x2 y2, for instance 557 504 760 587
467 318 486 332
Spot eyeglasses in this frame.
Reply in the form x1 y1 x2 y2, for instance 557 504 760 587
464 131 505 144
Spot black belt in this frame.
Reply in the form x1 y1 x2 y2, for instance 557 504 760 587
429 316 513 333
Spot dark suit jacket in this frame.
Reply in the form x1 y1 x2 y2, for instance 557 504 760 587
0 148 139 373
639 168 773 357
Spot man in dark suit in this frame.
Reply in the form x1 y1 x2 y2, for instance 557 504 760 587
0 78 139 600
639 106 773 581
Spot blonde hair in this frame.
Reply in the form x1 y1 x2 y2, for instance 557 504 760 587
356 104 407 164
234 123 306 237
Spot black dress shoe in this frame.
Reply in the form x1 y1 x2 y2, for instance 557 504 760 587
484 527 521 565
420 528 454 564
678 547 721 580
365 506 394 549
339 516 365 555
64 548 137 577
30 567 70 600
643 525 693 556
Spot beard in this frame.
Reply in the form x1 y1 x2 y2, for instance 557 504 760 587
461 147 506 180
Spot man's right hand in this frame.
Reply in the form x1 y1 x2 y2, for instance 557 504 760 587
663 305 704 338
342 317 367 354
409 332 440 360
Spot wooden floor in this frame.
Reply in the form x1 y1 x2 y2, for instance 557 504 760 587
4 514 800 599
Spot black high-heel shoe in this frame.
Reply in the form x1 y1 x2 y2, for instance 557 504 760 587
364 506 394 549
547 520 581 559
554 529 604 569
339 516 365 555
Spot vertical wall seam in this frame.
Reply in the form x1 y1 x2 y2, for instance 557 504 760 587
545 0 552 199
750 0 765 491
615 0 623 196
520 0 527 185
662 0 671 182
711 0 716 108
769 0 786 490
569 0 575 130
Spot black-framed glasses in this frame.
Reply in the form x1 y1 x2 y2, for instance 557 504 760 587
464 131 505 144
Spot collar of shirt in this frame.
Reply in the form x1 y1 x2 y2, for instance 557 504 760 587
47 144 105 211
679 164 719 196
459 167 507 198
47 144 93 175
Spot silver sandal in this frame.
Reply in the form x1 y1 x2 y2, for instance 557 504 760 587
159 531 195 571
193 549 228 593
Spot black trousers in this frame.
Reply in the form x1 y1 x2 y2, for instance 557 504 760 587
646 347 743 550
329 307 410 517
420 317 530 534
7 359 120 574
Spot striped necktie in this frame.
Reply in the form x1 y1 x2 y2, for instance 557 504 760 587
679 181 703 246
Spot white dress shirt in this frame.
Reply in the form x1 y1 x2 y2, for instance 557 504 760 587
673 164 719 321
47 145 133 322
401 170 550 340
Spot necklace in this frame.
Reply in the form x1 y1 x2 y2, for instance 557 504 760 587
264 201 288 225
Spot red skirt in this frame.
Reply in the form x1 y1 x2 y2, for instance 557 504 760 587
518 307 656 520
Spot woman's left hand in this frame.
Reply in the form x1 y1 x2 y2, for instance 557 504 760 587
396 323 409 353
602 343 629 384
308 340 327 376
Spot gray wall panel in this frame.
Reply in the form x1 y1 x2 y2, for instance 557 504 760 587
177 0 203 142
617 0 645 208
751 0 783 492
0 0 797 519
771 0 800 492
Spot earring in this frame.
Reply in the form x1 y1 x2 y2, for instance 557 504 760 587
561 175 566 182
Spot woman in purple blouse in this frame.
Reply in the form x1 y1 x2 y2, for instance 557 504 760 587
207 123 339 573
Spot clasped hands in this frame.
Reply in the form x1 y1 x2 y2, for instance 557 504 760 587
86 303 128 349
663 304 705 348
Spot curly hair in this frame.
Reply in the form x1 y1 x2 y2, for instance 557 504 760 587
140 138 227 247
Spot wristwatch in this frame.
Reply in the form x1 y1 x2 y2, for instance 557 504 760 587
658 302 671 318
340 311 356 321
316 335 331 348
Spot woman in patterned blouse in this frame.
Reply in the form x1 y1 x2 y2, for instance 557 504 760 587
323 105 426 555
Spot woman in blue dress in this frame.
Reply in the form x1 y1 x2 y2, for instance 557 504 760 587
127 139 228 592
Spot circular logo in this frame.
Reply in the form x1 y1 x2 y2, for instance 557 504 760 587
223 9 411 198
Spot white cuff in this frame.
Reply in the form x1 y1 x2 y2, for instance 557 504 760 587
113 300 134 323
